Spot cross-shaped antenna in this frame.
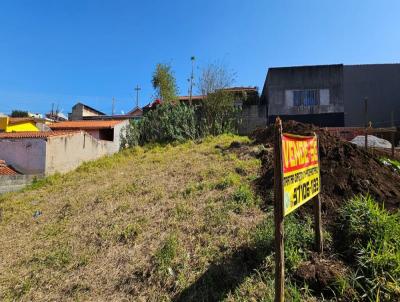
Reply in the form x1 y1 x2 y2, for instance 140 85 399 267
134 85 141 108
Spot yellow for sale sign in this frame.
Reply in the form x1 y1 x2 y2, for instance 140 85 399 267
282 133 320 216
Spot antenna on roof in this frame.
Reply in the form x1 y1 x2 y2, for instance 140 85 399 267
189 56 195 106
112 97 115 116
134 85 141 108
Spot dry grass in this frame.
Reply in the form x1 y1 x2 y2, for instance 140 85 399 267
0 135 266 301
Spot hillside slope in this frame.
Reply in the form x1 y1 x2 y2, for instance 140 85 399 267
0 135 267 301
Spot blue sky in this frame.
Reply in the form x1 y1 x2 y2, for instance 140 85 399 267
0 0 399 115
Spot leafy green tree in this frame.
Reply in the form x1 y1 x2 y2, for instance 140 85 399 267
152 63 178 103
11 110 29 117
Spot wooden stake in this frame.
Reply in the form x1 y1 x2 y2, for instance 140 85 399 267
391 111 395 158
314 135 323 254
364 98 368 151
314 195 323 253
274 117 284 302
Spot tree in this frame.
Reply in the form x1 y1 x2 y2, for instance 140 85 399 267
198 62 235 96
11 110 29 117
152 63 178 103
198 62 239 135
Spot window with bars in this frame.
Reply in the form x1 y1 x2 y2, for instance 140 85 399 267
293 90 319 106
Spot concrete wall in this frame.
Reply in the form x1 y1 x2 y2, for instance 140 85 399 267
0 139 46 174
265 65 344 118
343 64 400 127
0 175 37 194
239 105 267 135
45 131 113 175
111 120 129 152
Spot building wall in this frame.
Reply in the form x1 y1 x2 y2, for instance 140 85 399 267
0 139 46 174
0 175 37 194
265 65 344 120
239 105 267 135
69 104 103 120
111 120 129 152
45 132 113 175
343 64 400 127
0 117 39 132
6 122 39 132
86 129 101 139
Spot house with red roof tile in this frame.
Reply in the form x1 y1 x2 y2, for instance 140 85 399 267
0 125 127 175
49 119 129 143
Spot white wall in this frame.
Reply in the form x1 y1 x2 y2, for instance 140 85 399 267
0 139 46 174
110 120 129 153
45 131 113 175
0 128 126 176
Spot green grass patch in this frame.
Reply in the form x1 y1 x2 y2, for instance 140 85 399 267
155 233 180 273
214 173 241 190
380 157 400 173
339 195 400 301
252 212 314 272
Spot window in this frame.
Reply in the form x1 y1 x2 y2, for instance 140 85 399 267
293 90 319 106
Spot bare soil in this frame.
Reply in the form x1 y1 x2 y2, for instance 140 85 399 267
253 121 400 216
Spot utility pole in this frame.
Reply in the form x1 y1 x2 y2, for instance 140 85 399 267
134 85 141 108
189 56 195 106
112 97 115 116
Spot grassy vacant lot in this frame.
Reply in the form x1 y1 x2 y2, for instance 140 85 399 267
1 135 399 301
0 135 271 301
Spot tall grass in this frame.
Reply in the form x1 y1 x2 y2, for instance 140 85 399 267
339 195 400 301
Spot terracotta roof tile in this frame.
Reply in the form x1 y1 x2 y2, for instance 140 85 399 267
0 131 80 139
0 160 19 175
50 120 124 130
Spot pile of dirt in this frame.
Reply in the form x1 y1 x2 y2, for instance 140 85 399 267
253 121 400 216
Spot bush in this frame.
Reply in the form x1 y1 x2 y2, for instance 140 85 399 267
121 103 198 147
121 102 241 147
197 90 241 136
339 195 400 301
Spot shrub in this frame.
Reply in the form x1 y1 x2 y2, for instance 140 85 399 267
121 101 241 148
339 195 400 301
121 103 198 147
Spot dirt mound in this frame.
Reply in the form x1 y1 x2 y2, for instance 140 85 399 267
294 256 356 300
295 257 346 288
253 121 400 215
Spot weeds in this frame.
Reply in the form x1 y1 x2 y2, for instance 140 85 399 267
252 212 314 272
339 195 400 301
380 157 400 173
117 222 142 244
0 135 265 301
155 233 179 273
